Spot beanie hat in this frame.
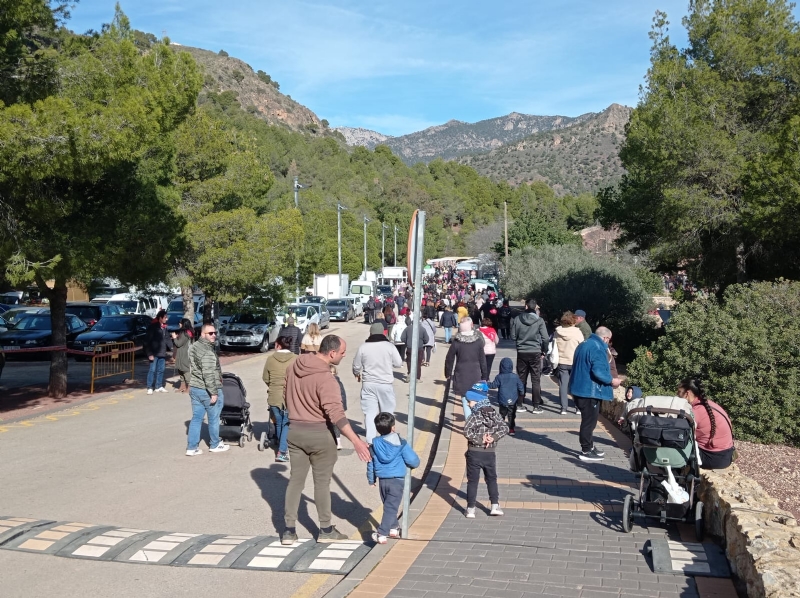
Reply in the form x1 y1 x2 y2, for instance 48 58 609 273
369 322 385 336
464 381 488 403
575 309 586 317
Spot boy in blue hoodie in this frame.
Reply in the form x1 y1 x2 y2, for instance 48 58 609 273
488 357 525 435
367 412 420 544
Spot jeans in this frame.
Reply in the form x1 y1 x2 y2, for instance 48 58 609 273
462 397 472 421
187 387 225 450
377 477 404 536
361 383 397 444
516 353 542 409
284 425 338 529
444 327 453 343
499 404 516 430
147 356 166 390
555 364 573 411
574 397 600 452
465 450 499 508
270 405 290 454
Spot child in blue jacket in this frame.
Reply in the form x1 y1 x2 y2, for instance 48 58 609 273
367 412 420 543
488 357 525 435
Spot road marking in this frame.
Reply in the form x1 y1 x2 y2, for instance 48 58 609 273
290 574 330 598
0 392 137 433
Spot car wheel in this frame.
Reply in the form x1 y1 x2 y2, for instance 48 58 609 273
258 338 269 353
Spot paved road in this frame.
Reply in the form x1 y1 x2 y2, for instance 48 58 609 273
0 318 448 598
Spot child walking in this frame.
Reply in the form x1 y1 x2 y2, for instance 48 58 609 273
488 357 525 436
463 383 509 518
367 412 420 543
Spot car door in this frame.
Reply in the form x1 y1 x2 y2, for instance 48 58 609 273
67 315 88 346
320 307 330 328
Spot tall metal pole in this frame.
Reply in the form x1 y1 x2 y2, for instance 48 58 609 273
401 210 426 539
382 223 389 274
363 215 370 280
337 203 346 296
504 200 509 270
394 225 398 268
295 176 300 298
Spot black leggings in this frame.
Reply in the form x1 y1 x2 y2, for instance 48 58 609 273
424 346 432 362
466 449 499 508
499 404 516 430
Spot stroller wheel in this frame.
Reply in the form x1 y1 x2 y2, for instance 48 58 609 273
258 431 266 452
695 501 705 542
238 435 245 448
622 494 634 533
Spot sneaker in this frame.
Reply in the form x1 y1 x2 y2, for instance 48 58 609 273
389 528 400 538
210 442 230 453
281 530 298 545
275 451 289 462
490 504 504 516
185 448 202 456
579 449 604 462
590 446 606 458
560 410 568 415
573 409 580 415
371 532 388 544
402 374 410 383
336 437 342 450
508 428 516 436
147 389 154 395
531 407 544 414
516 406 526 412
465 507 476 519
155 387 168 393
317 526 348 543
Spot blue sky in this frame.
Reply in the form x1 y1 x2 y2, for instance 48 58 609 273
68 1 694 136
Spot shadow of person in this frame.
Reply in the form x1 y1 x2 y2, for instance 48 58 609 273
251 466 316 537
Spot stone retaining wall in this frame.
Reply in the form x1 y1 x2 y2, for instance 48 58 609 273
599 394 800 598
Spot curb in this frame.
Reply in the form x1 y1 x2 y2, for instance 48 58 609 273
323 387 455 598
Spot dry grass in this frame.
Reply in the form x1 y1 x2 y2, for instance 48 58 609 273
735 440 800 520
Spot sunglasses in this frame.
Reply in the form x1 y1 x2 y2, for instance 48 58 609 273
206 331 218 336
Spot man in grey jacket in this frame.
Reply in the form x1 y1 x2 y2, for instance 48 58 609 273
352 322 403 443
511 298 549 414
186 323 230 455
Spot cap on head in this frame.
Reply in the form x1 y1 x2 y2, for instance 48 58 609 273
369 322 384 336
465 381 489 404
574 309 586 318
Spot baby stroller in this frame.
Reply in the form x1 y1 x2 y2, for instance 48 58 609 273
220 372 254 447
621 395 705 540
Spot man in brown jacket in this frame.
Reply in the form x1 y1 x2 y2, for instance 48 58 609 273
282 334 371 545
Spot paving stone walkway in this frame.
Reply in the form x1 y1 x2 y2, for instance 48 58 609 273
349 341 737 598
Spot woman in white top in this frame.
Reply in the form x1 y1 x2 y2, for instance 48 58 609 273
554 311 585 415
300 323 323 354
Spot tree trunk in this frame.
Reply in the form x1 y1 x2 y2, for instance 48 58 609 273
181 285 194 321
736 242 748 284
36 274 69 398
203 298 213 323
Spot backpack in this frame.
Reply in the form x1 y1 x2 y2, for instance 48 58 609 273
366 298 376 310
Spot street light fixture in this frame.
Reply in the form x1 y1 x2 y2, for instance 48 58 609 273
363 215 371 281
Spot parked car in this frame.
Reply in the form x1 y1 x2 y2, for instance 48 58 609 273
166 312 204 337
0 304 11 314
2 306 49 326
167 294 206 317
275 303 329 333
0 315 8 333
219 311 274 352
346 295 364 317
299 295 327 305
65 302 119 327
377 285 393 299
72 314 151 359
326 298 355 322
0 313 88 354
108 293 166 317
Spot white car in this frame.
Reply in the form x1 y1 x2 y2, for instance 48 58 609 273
275 304 322 333
346 296 364 317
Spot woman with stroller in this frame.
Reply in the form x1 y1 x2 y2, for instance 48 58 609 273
677 378 735 469
300 323 323 354
170 318 194 393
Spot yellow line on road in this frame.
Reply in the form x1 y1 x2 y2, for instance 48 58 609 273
0 392 136 433
290 573 330 598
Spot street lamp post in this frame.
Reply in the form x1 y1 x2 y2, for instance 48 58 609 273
363 215 371 280
337 203 347 297
293 176 308 298
381 222 389 274
394 224 398 268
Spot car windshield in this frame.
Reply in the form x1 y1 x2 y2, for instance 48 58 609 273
166 314 184 328
377 286 392 294
92 318 135 332
278 305 306 319
167 299 199 313
110 300 137 311
3 310 38 325
66 306 99 320
15 316 51 330
351 285 371 295
327 300 347 307
229 313 269 325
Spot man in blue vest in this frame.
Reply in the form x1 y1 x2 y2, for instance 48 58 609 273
568 326 621 461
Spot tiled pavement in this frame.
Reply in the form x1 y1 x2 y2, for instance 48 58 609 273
349 343 737 598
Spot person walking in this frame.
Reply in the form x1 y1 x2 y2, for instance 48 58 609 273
444 319 488 402
479 317 498 375
574 309 592 340
568 326 621 461
301 322 323 354
352 323 403 444
421 314 437 367
390 312 407 358
170 318 194 393
498 300 513 340
145 309 172 394
262 335 298 462
510 299 548 414
279 316 303 355
489 357 525 435
554 311 585 415
282 335 371 545
439 305 457 343
186 323 230 456
400 317 431 383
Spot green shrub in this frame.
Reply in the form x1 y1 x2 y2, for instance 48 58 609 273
627 280 800 446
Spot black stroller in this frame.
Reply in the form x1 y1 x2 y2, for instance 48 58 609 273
621 395 705 540
220 372 254 447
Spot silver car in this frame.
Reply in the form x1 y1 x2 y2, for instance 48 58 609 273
219 311 274 352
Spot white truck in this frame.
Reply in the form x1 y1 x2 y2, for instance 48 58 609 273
379 266 407 286
313 273 350 300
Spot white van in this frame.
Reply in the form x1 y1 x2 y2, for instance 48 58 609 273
348 281 375 306
108 294 168 317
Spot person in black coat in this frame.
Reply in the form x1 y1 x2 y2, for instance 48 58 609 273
444 319 488 398
278 317 303 355
145 310 173 393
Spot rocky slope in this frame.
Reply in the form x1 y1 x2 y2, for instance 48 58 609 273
174 45 324 133
336 112 595 164
458 104 632 196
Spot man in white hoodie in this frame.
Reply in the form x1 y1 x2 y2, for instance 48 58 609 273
352 322 404 443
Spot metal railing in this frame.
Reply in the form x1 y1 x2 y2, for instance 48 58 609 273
89 341 136 393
